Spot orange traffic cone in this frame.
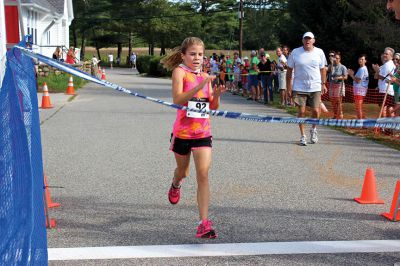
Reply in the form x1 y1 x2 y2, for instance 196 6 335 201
44 175 61 208
354 168 385 204
381 180 400 221
101 68 106 80
40 82 53 109
66 76 75 95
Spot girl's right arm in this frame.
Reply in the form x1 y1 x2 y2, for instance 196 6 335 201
172 68 215 105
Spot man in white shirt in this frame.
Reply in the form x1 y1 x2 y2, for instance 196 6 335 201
108 53 114 69
286 32 328 146
373 47 396 118
276 47 288 106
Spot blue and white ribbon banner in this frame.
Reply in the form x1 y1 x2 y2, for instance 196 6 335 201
14 46 400 130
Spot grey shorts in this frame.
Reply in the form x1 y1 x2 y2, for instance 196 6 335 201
293 91 321 109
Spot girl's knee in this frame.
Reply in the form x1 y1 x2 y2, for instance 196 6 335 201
196 171 209 182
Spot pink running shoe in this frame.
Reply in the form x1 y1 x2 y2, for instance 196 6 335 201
196 219 217 239
168 184 181 204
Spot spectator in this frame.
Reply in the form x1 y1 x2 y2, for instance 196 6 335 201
203 56 210 74
52 47 62 60
230 52 242 93
233 51 242 66
387 0 400 19
283 46 290 57
91 54 100 76
233 62 241 94
257 48 265 101
116 56 121 66
348 54 369 119
65 47 76 64
242 57 250 97
248 50 260 101
258 52 273 104
286 32 328 146
271 60 279 93
108 53 114 69
130 52 137 69
282 46 293 105
276 47 288 106
219 54 226 86
210 54 220 86
389 53 400 116
327 51 348 119
225 55 234 91
372 47 396 118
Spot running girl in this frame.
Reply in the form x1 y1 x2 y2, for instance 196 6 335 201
161 37 225 239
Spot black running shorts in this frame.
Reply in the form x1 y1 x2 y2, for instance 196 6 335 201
170 134 212 156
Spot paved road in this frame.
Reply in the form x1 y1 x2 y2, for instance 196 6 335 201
40 68 400 265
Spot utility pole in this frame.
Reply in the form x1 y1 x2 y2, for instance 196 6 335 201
239 0 243 59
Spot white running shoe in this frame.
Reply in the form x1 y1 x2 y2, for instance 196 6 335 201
299 135 307 146
310 128 318 144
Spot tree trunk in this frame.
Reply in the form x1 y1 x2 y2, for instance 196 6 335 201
96 46 101 61
92 29 101 61
80 31 86 61
117 42 122 65
128 32 132 66
72 24 77 48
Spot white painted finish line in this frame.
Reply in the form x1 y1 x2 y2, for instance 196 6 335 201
48 240 400 261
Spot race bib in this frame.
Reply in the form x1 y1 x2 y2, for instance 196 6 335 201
187 98 209 118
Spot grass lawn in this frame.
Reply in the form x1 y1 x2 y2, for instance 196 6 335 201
37 73 87 93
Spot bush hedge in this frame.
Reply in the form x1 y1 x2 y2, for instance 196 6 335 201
137 55 170 77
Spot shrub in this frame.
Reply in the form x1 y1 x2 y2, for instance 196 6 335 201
136 55 152 74
137 55 170 77
149 56 169 77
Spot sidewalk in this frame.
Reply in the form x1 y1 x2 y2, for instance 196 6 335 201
37 92 72 124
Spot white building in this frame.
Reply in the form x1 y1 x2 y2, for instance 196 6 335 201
2 0 75 59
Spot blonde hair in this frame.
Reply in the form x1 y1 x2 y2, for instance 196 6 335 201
161 37 204 71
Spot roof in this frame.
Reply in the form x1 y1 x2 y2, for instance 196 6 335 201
47 0 65 14
21 0 65 15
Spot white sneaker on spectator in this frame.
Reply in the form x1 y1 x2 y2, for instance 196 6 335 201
310 128 318 144
299 135 307 146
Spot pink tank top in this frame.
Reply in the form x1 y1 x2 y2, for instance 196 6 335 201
172 64 213 139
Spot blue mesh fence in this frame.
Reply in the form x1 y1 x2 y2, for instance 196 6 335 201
0 39 48 265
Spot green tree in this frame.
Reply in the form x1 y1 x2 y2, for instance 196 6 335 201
282 0 400 67
242 2 287 50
